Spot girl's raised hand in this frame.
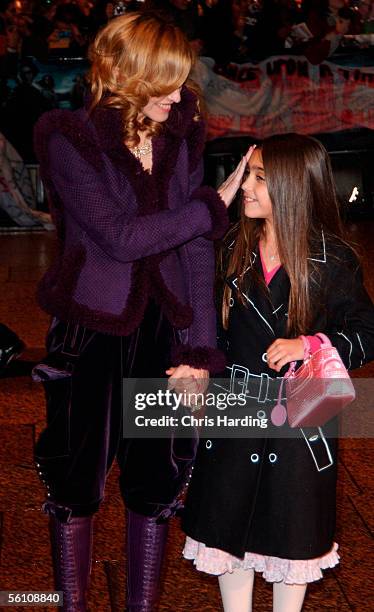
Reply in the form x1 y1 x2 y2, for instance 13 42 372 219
217 145 256 208
266 338 304 372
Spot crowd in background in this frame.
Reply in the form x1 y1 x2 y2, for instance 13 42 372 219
0 0 373 69
0 0 373 161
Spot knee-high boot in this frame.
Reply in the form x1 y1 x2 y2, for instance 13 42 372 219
126 509 169 612
49 515 94 612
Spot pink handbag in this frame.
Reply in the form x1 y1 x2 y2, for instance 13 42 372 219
271 333 356 428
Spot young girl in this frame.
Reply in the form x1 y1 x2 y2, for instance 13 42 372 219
182 133 374 612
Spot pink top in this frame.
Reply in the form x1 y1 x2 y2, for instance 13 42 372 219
259 245 322 354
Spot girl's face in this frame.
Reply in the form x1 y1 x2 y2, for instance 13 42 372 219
241 149 273 221
140 88 182 123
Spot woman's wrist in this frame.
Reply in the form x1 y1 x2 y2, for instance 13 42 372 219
191 186 229 240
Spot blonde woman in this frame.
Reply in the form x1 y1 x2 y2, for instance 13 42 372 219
33 11 245 612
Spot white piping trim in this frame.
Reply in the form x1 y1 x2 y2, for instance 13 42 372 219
337 331 352 369
258 372 270 403
233 276 275 335
300 427 334 472
272 303 283 315
356 332 365 367
308 229 326 263
242 293 275 334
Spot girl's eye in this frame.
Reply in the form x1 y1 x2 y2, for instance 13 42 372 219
256 175 265 182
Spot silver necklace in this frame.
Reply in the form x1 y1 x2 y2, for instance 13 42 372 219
261 241 279 262
131 139 152 159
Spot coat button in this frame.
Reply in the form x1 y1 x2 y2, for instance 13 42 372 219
250 453 259 463
269 453 277 463
206 440 212 450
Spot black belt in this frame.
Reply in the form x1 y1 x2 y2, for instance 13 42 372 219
214 366 286 403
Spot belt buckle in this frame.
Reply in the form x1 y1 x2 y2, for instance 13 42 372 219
258 372 269 403
301 427 334 472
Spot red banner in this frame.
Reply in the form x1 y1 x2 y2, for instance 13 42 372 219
192 57 374 139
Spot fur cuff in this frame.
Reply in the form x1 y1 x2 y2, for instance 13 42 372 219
191 186 229 241
171 344 226 374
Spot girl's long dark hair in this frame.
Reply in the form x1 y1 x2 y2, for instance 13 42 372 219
222 133 347 337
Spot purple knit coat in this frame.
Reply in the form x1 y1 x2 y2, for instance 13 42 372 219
34 87 228 373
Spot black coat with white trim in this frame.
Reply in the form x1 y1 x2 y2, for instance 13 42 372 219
182 234 374 560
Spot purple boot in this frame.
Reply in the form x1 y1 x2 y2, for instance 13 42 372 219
49 515 93 612
126 509 169 612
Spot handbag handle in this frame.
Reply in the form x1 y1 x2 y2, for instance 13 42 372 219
315 332 332 347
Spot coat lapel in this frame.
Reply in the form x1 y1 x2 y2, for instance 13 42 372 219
229 249 291 339
228 229 328 340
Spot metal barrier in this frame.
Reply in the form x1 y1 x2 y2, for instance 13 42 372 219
25 164 45 208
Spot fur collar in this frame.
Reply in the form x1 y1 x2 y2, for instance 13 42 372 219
34 86 206 182
33 85 203 336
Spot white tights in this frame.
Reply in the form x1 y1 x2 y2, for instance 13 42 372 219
218 569 307 612
218 568 255 612
273 581 307 612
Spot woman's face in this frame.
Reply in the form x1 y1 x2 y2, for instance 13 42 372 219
241 149 273 221
140 88 182 123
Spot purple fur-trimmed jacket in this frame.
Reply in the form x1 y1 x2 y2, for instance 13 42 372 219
34 87 228 373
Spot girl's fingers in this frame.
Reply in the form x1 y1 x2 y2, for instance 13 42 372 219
238 155 247 171
231 156 246 179
272 357 289 372
267 349 282 363
245 144 256 161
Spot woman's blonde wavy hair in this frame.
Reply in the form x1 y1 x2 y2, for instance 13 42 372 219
88 11 196 147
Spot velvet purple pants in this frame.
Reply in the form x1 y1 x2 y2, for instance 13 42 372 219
34 301 198 522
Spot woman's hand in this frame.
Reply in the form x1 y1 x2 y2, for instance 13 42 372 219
166 364 209 407
266 338 304 372
217 145 256 208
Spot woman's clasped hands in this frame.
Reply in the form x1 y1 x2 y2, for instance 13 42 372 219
166 365 209 411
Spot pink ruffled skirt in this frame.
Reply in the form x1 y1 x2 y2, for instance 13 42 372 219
183 537 340 584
